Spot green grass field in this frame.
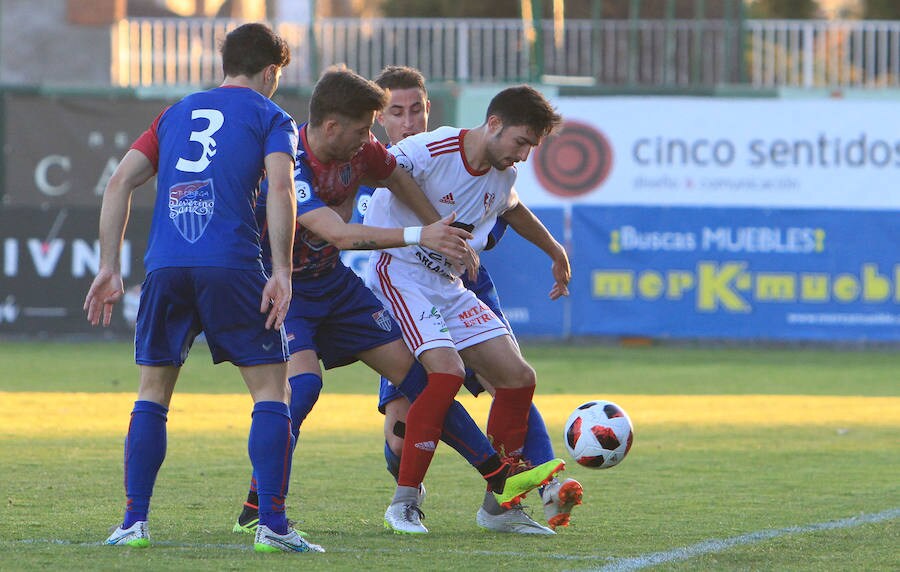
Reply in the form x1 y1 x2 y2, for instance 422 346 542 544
1 341 898 571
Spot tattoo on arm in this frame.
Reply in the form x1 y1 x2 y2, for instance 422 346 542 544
350 240 378 250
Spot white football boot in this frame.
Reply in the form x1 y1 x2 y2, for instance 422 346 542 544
476 504 556 535
384 502 428 534
541 477 584 530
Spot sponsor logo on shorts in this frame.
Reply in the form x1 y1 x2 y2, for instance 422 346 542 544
458 301 496 328
372 308 393 331
419 306 449 333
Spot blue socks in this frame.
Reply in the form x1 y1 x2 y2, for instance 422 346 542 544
384 440 401 481
248 373 322 500
248 401 292 535
288 373 323 444
122 400 168 528
522 403 555 465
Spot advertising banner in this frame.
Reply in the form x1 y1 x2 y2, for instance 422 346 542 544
568 205 900 341
516 97 900 210
3 93 166 208
479 207 568 337
1 91 317 209
0 207 150 335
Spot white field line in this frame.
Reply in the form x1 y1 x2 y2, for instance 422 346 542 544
581 507 900 572
10 508 898 565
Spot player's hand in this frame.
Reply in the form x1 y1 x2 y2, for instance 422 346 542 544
261 268 292 330
460 241 480 281
83 268 124 327
548 252 571 300
420 212 472 261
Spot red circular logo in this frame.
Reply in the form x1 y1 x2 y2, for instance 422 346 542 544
533 120 613 198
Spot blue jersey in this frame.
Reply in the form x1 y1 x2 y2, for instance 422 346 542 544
136 86 298 273
258 124 395 279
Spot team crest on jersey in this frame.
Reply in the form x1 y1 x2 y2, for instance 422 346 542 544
483 192 496 213
339 164 352 186
168 179 215 243
372 309 393 331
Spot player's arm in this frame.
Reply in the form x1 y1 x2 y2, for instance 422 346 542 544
298 207 471 258
261 150 297 330
378 165 442 224
379 157 481 277
501 196 571 300
84 149 155 326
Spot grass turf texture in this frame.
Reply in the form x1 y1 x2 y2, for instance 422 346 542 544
0 341 897 571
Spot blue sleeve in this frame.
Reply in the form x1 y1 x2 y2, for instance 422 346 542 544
485 217 510 251
351 186 375 224
295 159 328 216
264 108 299 158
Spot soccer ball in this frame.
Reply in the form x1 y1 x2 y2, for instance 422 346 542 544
563 400 634 469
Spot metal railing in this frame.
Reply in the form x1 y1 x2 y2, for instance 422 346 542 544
110 17 900 89
747 20 900 88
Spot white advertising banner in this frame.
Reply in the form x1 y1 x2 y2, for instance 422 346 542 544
515 97 900 209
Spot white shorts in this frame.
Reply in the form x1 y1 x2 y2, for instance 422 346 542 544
365 252 510 357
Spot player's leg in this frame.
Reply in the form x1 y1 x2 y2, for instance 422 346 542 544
239 363 291 539
196 267 322 553
362 344 508 502
381 390 408 482
106 364 179 547
472 370 582 528
240 362 322 553
106 267 197 547
367 255 468 533
379 389 429 507
461 335 534 458
459 335 565 508
465 267 581 529
236 349 321 534
466 272 565 485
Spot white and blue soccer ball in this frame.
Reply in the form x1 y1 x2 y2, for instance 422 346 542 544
563 400 634 469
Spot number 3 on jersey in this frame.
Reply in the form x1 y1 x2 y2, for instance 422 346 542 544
176 109 224 173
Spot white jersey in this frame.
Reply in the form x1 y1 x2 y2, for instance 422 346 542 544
364 126 518 281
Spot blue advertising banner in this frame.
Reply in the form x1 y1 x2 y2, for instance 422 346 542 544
474 207 568 338
569 206 900 341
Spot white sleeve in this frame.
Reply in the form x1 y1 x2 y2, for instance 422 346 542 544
501 186 520 215
390 137 430 187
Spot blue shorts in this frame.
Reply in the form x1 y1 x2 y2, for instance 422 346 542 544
285 263 402 370
377 264 511 412
135 267 289 367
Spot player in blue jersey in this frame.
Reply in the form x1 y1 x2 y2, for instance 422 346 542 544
358 66 582 533
83 23 324 554
231 66 564 536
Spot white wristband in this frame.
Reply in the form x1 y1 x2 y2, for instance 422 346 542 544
403 226 422 246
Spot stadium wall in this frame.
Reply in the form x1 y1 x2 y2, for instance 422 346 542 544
1 86 898 342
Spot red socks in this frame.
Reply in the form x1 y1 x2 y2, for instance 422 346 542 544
486 385 535 460
397 372 463 487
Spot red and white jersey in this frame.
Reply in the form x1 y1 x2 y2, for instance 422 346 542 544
364 126 518 280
